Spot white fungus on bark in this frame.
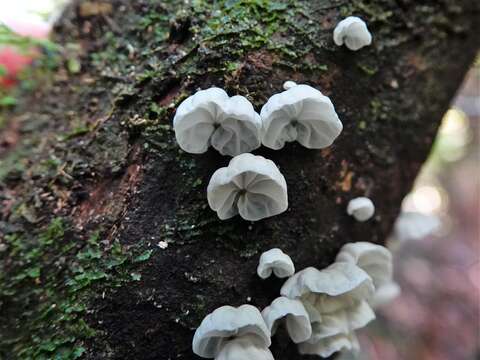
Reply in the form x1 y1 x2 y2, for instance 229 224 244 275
280 263 375 357
207 153 288 221
336 242 401 307
333 16 372 51
261 297 312 343
260 84 343 150
192 304 271 358
173 87 262 156
298 331 360 358
346 197 375 222
257 248 295 279
280 263 374 301
216 336 274 360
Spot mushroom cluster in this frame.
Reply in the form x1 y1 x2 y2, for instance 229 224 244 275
173 82 343 221
193 244 399 359
179 14 399 360
255 244 398 358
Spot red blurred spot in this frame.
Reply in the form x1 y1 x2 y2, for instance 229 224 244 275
0 19 50 89
0 47 33 88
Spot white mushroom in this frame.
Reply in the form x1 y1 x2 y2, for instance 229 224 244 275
261 297 312 343
305 300 375 344
280 263 374 302
298 331 360 358
257 248 295 279
192 304 271 358
335 242 392 288
336 242 400 307
283 80 298 90
333 16 372 51
207 153 288 221
260 84 343 150
173 87 262 156
216 336 274 360
346 197 375 222
280 263 375 354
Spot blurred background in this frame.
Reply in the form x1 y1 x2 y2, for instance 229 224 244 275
1 1 479 359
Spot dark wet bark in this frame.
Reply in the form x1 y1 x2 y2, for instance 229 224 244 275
0 0 478 359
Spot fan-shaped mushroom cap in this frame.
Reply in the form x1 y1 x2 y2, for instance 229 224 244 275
333 16 372 51
257 248 295 279
173 87 262 156
280 263 374 301
260 84 343 150
335 242 392 288
298 331 360 358
207 153 288 221
346 197 375 222
305 300 375 344
261 297 312 343
336 242 401 307
216 336 274 360
192 305 271 358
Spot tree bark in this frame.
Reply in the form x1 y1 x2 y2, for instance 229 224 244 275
0 0 478 359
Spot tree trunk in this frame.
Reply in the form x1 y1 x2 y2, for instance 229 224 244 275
0 0 478 359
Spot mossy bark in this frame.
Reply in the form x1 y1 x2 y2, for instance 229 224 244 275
0 0 479 359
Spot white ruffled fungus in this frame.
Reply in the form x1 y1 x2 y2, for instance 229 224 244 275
280 263 375 357
257 248 295 279
216 336 274 360
333 16 372 51
298 331 360 358
336 242 400 307
260 84 343 150
173 87 262 156
346 197 375 222
207 153 288 221
261 297 312 343
192 304 271 358
280 263 374 302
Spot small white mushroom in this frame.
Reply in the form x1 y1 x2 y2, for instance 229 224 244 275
192 304 271 358
333 16 372 51
207 153 288 221
257 248 295 279
216 336 274 360
336 242 400 307
346 197 375 222
260 84 343 150
298 331 360 358
261 297 312 343
173 87 262 156
283 80 298 90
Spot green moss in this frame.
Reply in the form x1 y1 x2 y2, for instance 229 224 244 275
0 219 154 359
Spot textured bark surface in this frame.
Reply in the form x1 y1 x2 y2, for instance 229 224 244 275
0 0 478 359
